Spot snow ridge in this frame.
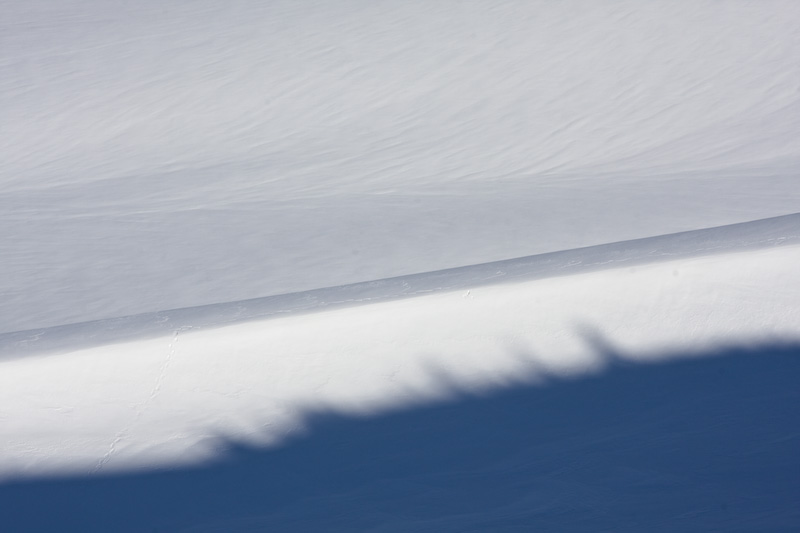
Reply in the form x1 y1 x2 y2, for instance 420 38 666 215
3 213 798 360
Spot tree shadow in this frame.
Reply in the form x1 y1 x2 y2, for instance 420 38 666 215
2 340 799 532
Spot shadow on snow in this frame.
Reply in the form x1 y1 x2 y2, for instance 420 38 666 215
2 339 800 532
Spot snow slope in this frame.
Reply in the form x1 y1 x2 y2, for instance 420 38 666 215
2 1 800 531
2 0 800 331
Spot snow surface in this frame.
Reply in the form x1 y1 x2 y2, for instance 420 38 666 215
2 1 800 531
2 0 800 332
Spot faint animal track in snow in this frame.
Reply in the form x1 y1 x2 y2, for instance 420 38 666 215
150 330 180 401
93 327 191 473
94 432 124 473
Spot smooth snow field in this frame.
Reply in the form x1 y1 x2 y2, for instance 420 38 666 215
2 1 800 531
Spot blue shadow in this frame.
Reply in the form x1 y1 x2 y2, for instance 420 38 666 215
2 341 799 532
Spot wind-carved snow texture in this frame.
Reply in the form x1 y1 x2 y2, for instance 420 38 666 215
2 1 800 332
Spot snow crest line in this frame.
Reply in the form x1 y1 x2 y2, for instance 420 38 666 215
2 212 799 360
